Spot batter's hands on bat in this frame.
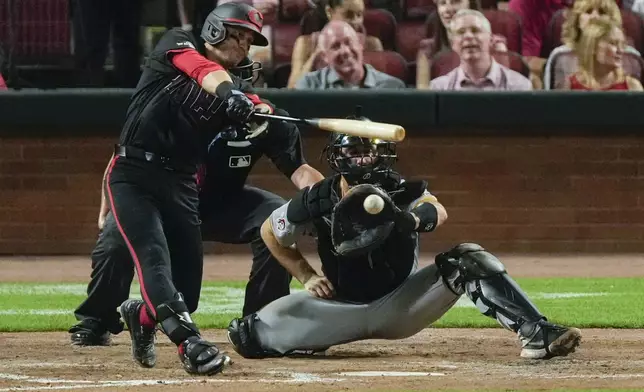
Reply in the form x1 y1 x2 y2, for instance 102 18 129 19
304 274 335 299
225 90 255 123
244 103 272 140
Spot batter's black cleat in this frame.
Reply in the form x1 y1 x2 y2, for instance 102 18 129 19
519 320 582 360
178 336 232 375
69 320 111 346
120 299 157 368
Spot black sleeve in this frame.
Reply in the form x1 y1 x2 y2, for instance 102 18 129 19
262 109 306 178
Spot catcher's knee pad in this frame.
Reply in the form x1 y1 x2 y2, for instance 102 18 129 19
156 293 200 346
435 243 506 294
227 315 281 359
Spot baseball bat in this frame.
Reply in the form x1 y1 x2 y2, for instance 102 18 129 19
253 112 405 142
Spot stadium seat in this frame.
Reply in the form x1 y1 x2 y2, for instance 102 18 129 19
402 0 435 21
482 9 522 54
396 20 428 61
480 0 499 9
271 22 301 64
0 0 71 65
364 8 398 50
278 0 313 23
364 50 408 81
620 9 644 54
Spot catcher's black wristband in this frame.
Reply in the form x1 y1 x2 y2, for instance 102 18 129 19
410 202 439 232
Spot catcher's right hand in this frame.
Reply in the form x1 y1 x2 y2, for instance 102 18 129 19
304 274 335 298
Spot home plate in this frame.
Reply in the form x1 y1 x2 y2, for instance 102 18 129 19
339 371 445 377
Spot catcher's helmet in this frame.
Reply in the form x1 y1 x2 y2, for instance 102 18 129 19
325 119 397 186
201 3 269 47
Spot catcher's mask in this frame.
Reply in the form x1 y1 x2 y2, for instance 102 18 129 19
325 119 397 186
229 56 263 84
201 3 269 47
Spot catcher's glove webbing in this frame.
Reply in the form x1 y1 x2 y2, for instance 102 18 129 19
331 184 398 258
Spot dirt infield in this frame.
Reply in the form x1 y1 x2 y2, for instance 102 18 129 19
0 254 643 391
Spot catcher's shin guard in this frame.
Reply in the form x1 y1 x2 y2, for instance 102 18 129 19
157 293 231 375
435 243 582 359
435 243 544 332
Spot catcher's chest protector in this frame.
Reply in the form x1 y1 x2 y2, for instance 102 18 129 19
312 211 418 304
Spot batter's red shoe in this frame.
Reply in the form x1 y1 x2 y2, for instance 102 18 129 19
178 336 232 375
120 299 157 368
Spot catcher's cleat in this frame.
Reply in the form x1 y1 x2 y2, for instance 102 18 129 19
227 316 282 359
228 316 327 359
178 336 232 375
120 299 157 368
519 320 582 360
69 321 112 346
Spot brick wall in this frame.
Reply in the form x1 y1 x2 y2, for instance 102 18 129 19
1 132 642 255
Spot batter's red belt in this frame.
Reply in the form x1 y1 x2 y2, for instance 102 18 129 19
113 145 196 173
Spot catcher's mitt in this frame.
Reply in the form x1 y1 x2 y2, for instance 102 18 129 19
331 184 399 258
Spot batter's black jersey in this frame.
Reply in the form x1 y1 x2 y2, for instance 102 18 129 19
270 174 423 304
198 112 306 205
118 28 249 165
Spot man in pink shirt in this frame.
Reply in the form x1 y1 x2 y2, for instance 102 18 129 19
430 9 532 91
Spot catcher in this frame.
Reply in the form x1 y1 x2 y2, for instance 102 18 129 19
227 118 583 360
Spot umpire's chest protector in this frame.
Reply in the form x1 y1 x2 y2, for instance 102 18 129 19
313 217 419 303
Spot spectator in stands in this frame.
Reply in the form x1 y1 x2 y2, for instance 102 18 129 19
287 0 384 88
545 0 639 89
629 0 644 16
71 0 143 88
563 19 643 90
416 0 508 88
293 20 405 89
507 0 574 88
429 9 532 90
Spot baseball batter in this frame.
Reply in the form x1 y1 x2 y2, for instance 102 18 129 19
69 3 325 373
227 125 583 360
95 2 276 376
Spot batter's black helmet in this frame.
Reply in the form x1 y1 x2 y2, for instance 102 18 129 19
201 3 269 47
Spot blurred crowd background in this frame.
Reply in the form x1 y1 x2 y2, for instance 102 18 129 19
1 0 643 91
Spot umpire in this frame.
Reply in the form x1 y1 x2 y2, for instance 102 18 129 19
92 2 279 376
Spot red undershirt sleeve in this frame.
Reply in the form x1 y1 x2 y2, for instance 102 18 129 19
169 49 225 86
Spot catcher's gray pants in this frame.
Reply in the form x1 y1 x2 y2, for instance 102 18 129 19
253 263 460 353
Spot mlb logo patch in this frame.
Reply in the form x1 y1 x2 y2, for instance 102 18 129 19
229 155 251 168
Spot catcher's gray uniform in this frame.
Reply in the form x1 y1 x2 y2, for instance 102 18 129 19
252 188 460 354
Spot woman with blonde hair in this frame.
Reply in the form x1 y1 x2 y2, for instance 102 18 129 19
544 0 639 89
564 18 642 90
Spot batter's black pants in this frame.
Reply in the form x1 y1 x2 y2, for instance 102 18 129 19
103 155 203 328
71 0 143 87
73 185 291 332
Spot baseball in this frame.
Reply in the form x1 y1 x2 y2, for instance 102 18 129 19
363 194 385 214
